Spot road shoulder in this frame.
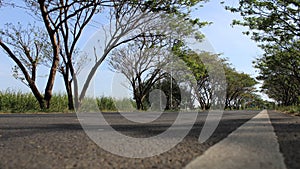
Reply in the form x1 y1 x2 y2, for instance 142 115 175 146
184 110 286 169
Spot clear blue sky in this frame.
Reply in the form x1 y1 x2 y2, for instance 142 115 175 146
0 0 263 95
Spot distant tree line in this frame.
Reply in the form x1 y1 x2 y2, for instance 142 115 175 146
109 37 259 111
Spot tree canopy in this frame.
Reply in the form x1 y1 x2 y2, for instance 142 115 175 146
226 0 300 49
224 66 257 109
227 0 300 107
254 41 300 105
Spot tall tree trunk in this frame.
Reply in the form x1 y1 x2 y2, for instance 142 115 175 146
73 76 80 110
134 91 144 110
62 73 74 110
29 85 46 110
136 98 142 110
66 83 74 111
39 0 60 109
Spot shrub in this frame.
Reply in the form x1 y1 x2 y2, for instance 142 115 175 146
0 89 39 113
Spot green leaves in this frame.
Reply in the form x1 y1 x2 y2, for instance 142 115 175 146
254 41 300 105
224 65 257 109
172 42 257 110
227 0 300 47
226 0 300 106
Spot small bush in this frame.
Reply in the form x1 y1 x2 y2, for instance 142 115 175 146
97 97 117 112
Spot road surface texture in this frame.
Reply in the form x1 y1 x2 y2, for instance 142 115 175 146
0 110 299 169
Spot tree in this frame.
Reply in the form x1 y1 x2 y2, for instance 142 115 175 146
108 40 169 110
25 0 103 110
0 0 102 110
171 40 227 110
37 0 99 110
149 75 183 111
107 6 207 110
254 42 300 106
224 66 257 110
0 23 52 109
226 0 300 107
76 1 208 109
242 93 270 110
226 0 300 50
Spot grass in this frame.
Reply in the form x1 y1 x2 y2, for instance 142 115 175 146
0 90 193 113
3 89 297 115
0 89 39 113
276 105 300 116
0 89 70 113
0 90 135 113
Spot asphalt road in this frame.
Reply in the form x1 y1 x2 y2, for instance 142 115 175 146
0 110 299 169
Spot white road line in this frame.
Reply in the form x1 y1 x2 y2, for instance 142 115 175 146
184 110 286 169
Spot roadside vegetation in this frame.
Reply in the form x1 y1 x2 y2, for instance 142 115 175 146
227 0 300 115
0 90 67 113
0 89 273 113
0 1 260 113
0 90 135 113
276 106 300 116
0 1 299 114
